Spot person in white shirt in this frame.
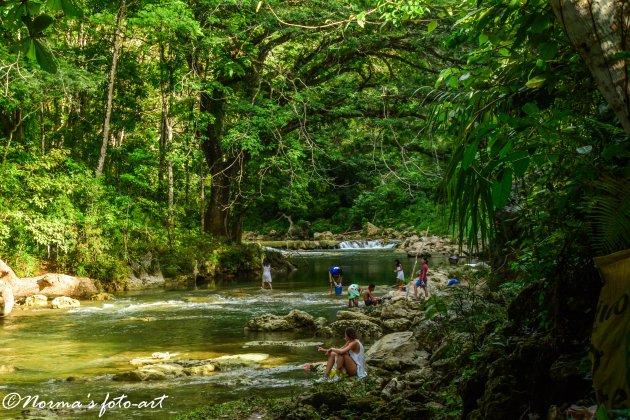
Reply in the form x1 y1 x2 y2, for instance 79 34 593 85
316 327 367 381
261 258 272 290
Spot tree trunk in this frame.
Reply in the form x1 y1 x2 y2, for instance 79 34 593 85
158 41 168 195
551 0 630 135
200 166 205 233
199 88 242 242
40 103 45 155
96 0 126 177
168 160 174 212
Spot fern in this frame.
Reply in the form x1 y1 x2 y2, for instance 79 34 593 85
589 176 630 255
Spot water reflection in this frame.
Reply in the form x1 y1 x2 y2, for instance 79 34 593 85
0 250 449 419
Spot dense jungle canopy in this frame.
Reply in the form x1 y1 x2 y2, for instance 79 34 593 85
2 0 628 278
2 0 630 417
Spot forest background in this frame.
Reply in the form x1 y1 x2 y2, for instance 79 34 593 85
3 0 630 417
1 0 629 291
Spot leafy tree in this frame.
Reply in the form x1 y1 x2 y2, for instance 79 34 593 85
188 0 452 241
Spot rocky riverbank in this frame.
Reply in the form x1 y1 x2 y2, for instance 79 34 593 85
182 263 596 420
244 223 466 257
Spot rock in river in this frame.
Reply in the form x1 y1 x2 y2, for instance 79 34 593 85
244 309 318 332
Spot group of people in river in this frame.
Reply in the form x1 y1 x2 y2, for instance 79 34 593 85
261 256 430 303
261 257 429 382
327 257 430 306
313 258 431 382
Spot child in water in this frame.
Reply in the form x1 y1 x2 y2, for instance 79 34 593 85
261 258 272 290
362 284 382 306
394 259 404 287
347 284 361 307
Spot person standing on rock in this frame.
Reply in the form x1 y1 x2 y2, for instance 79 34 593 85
316 327 367 382
329 266 343 295
261 258 272 290
394 259 405 287
414 256 429 299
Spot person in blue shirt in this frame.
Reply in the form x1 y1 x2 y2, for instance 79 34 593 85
329 266 343 295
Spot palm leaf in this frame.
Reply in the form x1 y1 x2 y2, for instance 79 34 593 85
589 176 630 255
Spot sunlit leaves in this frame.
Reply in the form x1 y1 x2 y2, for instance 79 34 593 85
46 0 83 18
525 75 546 89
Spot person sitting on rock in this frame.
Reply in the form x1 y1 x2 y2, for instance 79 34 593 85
362 284 382 306
316 327 367 382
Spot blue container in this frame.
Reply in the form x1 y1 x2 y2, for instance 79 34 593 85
335 285 342 295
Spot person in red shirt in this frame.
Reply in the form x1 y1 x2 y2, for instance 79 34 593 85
414 257 429 300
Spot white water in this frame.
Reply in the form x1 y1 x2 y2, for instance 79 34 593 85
0 249 443 419
337 240 397 250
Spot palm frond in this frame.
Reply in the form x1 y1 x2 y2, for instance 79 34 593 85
589 175 630 255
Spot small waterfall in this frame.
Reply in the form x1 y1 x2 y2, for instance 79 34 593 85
337 240 397 250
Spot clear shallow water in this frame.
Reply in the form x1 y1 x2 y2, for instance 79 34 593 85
0 250 449 419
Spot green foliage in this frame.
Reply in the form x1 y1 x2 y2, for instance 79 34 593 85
423 272 506 348
0 0 83 73
588 176 630 255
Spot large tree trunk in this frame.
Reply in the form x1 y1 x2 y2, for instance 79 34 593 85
96 0 125 177
200 166 205 233
199 89 242 242
551 0 630 135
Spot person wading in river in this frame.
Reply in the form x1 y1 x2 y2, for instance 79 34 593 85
261 257 272 290
316 327 367 382
393 259 404 287
329 266 343 295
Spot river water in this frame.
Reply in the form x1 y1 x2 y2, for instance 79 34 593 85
0 249 448 419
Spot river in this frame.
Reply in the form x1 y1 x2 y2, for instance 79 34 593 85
0 249 448 419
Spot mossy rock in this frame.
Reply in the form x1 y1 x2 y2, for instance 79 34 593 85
280 404 322 420
319 319 383 339
299 390 347 411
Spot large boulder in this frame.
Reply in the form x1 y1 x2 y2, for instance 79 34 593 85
113 363 185 382
17 294 48 307
378 300 419 320
50 296 80 309
245 309 317 332
364 222 380 237
318 319 383 339
90 293 115 301
403 235 462 258
185 364 217 376
382 318 414 333
336 310 381 325
0 280 14 317
365 331 422 370
313 231 335 241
